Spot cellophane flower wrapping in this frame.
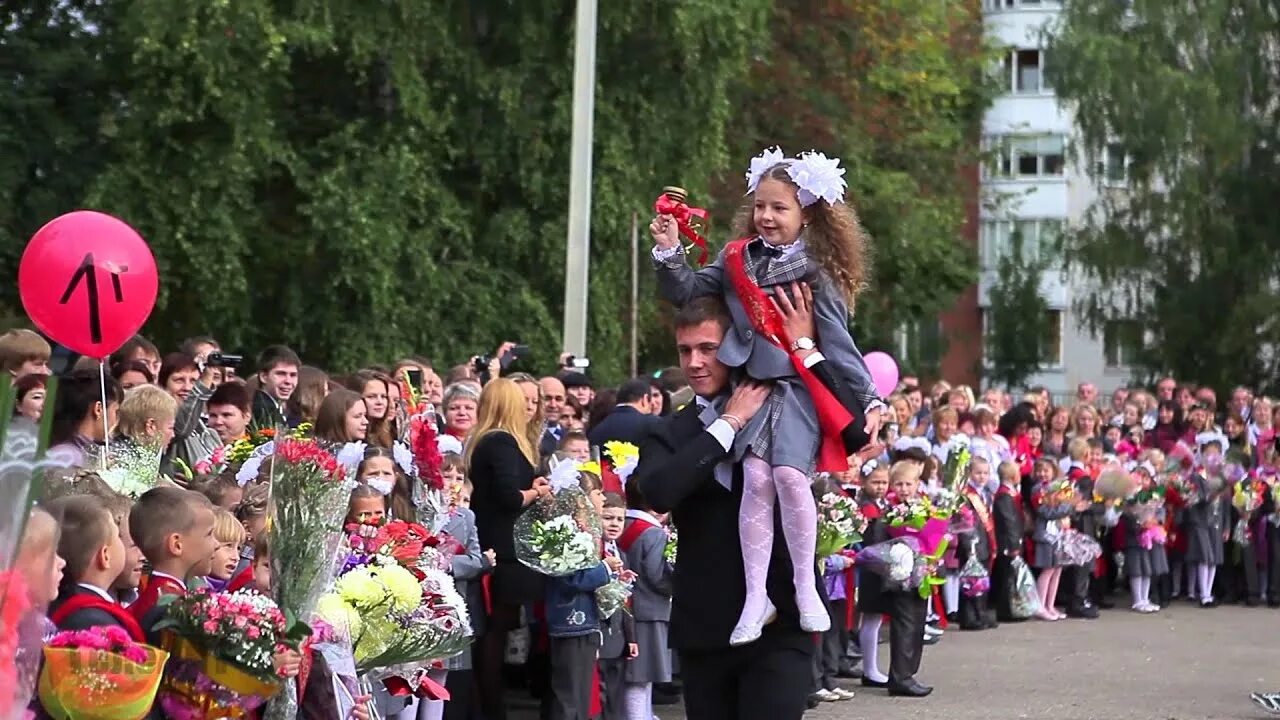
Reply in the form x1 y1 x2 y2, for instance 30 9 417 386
816 493 866 558
957 542 989 598
154 590 292 720
663 528 677 565
936 438 973 516
316 519 472 678
1009 556 1041 619
855 537 921 589
38 627 169 720
595 569 637 620
263 439 352 720
99 439 164 498
514 469 602 576
883 493 953 598
1054 529 1102 566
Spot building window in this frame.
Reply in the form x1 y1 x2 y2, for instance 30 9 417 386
896 319 943 375
1097 143 1127 184
1012 49 1049 94
1041 309 1063 367
987 135 1066 179
979 218 1064 270
984 0 1064 10
977 308 1063 368
1104 319 1142 367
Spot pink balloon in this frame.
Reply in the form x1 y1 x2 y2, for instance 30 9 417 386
19 211 159 359
863 351 899 398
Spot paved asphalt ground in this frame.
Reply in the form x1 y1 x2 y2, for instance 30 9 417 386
647 604 1277 720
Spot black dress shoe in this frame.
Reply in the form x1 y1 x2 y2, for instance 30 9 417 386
806 695 821 710
1067 605 1099 619
861 677 889 688
887 680 933 697
945 612 959 623
837 667 863 679
1096 597 1116 609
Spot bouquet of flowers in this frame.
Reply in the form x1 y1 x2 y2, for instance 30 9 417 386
153 590 299 720
595 568 637 620
1233 479 1266 515
936 435 973 515
816 493 866 558
603 441 640 488
37 626 169 720
1167 472 1200 506
514 459 602 576
663 526 677 565
1095 466 1139 504
316 522 472 681
99 439 164 498
855 535 939 595
1055 529 1103 566
261 439 352 719
1009 556 1042 619
883 492 952 598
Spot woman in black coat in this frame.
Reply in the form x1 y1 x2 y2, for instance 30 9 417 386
464 378 551 720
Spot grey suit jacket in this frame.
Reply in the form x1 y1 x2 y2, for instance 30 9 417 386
443 507 489 670
622 522 673 623
654 240 878 411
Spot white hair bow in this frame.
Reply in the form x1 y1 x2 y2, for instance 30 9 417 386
547 456 583 494
745 146 788 194
786 151 847 207
860 458 879 477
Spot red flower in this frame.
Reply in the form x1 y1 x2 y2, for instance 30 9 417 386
376 520 431 564
411 416 444 490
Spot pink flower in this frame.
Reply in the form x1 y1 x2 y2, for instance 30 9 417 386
234 616 248 628
203 620 219 634
246 626 261 639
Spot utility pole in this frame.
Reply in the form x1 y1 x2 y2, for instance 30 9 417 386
562 0 598 358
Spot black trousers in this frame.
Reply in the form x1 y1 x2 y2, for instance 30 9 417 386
1269 526 1280 603
1065 565 1091 610
679 629 813 720
1220 542 1260 601
811 598 844 691
443 669 476 720
548 634 598 720
598 657 627 720
991 555 1020 621
886 590 927 687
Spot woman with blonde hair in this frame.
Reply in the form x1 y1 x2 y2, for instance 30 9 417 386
465 378 551 720
1069 404 1099 440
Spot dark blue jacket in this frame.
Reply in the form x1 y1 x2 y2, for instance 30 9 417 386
545 562 611 638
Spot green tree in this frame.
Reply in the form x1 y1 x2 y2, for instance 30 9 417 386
1046 0 1280 392
0 1 771 379
984 231 1050 390
715 0 998 370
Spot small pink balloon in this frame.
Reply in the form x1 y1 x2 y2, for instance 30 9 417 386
863 351 900 398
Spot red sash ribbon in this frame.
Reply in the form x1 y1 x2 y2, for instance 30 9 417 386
723 239 854 472
50 594 146 643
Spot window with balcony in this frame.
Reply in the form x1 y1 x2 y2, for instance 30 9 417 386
979 218 1063 270
986 135 1066 179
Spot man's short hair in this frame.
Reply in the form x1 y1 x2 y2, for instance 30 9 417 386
0 329 50 373
557 431 589 450
109 335 158 367
673 296 731 333
180 336 219 356
256 345 301 374
617 378 652 405
208 382 252 413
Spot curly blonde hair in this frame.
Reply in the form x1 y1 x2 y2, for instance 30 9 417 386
731 164 871 303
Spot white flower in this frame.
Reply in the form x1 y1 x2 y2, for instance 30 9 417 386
745 146 788 194
786 151 846 206
547 457 582 494
392 441 416 476
236 455 265 487
887 543 915 582
336 441 368 477
436 434 463 456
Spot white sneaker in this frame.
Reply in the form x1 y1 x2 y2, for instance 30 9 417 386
813 689 839 702
829 688 856 701
924 624 944 637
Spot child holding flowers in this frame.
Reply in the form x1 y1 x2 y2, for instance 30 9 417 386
620 477 674 720
1030 459 1073 621
855 459 892 688
652 147 880 643
1122 462 1169 613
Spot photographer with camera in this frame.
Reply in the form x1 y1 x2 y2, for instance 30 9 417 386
159 350 224 476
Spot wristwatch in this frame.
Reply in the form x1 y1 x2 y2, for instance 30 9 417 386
790 336 816 352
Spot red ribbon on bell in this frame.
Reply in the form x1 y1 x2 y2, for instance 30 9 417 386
654 187 710 266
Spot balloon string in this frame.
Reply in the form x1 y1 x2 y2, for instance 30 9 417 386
99 359 110 471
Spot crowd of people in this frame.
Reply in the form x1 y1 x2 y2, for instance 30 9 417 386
6 142 1280 720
